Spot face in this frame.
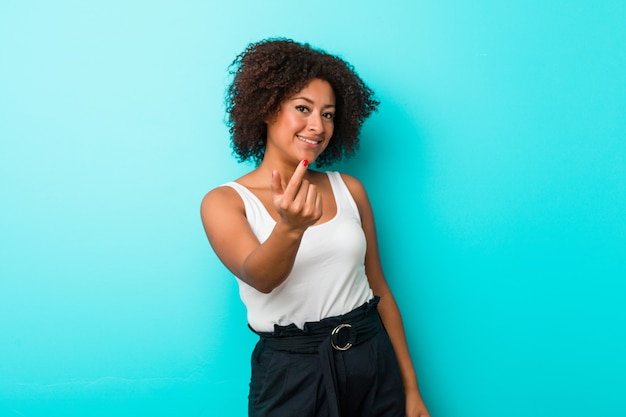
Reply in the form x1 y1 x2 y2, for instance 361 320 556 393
265 78 336 165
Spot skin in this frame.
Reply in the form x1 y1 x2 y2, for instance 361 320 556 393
201 78 430 417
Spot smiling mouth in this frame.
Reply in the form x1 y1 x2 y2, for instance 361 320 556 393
297 135 322 145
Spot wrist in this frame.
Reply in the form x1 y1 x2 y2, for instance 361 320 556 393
274 219 307 239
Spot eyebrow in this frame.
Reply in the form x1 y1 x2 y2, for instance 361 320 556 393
292 96 336 108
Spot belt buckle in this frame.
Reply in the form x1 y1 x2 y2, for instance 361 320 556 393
330 323 354 351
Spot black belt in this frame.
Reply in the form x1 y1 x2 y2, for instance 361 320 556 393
251 297 382 417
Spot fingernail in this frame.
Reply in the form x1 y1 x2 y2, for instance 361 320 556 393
303 160 309 167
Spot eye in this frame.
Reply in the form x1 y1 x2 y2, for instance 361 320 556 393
295 105 309 113
322 112 335 120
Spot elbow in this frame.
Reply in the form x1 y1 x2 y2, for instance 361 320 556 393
241 271 282 294
256 285 275 294
241 261 289 294
248 280 280 294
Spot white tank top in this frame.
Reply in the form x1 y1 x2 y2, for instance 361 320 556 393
224 171 374 332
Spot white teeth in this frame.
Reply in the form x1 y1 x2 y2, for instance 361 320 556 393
297 135 320 145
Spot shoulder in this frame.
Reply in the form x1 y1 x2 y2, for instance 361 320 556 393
337 173 372 213
200 184 245 220
338 173 368 198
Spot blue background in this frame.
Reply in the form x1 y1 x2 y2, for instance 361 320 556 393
1 1 625 416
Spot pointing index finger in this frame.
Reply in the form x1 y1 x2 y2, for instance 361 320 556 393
282 160 309 199
288 159 309 185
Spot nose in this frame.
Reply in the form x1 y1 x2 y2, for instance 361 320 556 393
307 112 324 134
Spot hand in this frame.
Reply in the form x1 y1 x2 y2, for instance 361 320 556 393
405 389 431 417
271 160 323 231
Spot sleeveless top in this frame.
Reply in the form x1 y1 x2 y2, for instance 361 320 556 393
224 171 374 332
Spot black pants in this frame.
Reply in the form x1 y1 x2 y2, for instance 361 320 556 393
248 300 405 417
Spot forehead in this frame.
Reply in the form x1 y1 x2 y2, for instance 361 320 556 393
290 79 335 103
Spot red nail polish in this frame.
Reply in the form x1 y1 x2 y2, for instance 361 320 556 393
303 160 309 167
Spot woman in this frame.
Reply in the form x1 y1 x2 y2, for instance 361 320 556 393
201 38 430 417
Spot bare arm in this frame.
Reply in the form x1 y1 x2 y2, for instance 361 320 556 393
342 174 431 417
201 161 322 293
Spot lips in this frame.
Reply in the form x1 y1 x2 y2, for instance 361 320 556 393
297 135 322 145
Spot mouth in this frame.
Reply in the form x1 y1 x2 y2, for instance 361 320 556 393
297 135 323 145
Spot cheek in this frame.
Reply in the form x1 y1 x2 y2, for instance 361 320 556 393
282 114 305 132
322 132 333 151
326 122 335 138
268 114 299 136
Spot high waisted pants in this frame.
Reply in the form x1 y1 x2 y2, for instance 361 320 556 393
248 299 405 417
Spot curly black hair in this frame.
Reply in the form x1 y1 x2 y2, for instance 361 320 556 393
225 38 379 167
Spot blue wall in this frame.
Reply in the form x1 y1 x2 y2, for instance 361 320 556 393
1 1 625 416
